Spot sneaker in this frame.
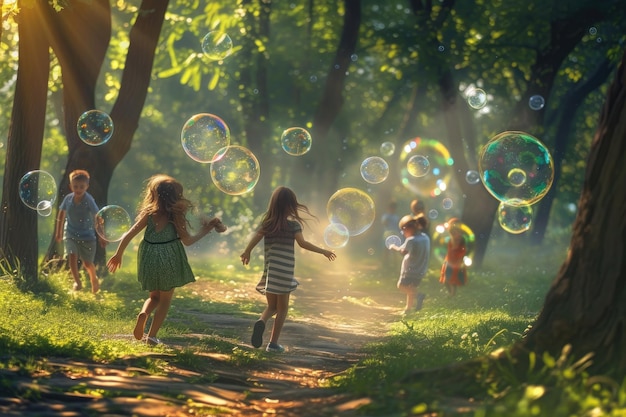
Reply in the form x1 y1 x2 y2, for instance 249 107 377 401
416 293 426 311
251 320 265 348
266 342 285 353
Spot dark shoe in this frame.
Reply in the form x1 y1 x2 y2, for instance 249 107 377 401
266 342 285 353
416 293 426 311
251 320 265 348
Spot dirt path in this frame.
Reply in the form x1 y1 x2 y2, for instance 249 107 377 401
0 264 404 416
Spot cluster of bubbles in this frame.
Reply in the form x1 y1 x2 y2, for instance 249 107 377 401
399 137 454 198
77 110 114 146
324 188 375 248
478 131 554 234
281 127 312 156
201 31 233 60
96 205 131 242
18 170 57 217
431 218 475 266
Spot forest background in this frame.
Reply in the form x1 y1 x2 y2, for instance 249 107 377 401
0 1 624 292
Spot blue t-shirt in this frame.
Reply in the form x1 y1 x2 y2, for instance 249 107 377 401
59 192 99 240
399 232 430 280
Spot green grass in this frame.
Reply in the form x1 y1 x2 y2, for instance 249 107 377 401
2 239 626 416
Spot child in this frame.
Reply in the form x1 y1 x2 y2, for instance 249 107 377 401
240 186 336 353
107 174 225 345
410 198 430 236
381 201 400 265
55 169 101 293
388 214 430 314
439 219 468 296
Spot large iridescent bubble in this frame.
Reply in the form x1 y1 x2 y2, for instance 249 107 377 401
324 223 350 249
431 218 475 266
19 170 57 210
201 31 233 60
77 110 114 146
210 145 260 195
96 205 131 242
281 127 312 156
360 156 389 184
181 113 231 163
326 188 375 236
399 137 454 198
478 131 554 206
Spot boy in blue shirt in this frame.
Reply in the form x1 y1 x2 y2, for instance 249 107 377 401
55 170 100 293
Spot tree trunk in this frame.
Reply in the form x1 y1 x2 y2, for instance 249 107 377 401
0 2 50 281
309 0 361 200
530 58 614 244
520 49 626 375
43 0 170 271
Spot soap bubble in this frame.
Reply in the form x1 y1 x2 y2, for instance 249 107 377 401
281 127 312 156
498 201 533 234
528 95 545 111
442 198 454 210
431 218 475 265
466 88 487 109
399 137 454 198
181 113 231 163
96 205 131 242
37 200 53 217
326 188 375 236
324 223 350 249
210 145 260 195
385 234 402 249
380 141 395 156
407 155 430 177
201 31 233 60
77 110 114 146
428 209 439 219
479 131 554 206
19 170 57 210
465 170 480 185
360 156 389 184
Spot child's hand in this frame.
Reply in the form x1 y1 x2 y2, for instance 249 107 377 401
240 251 251 265
107 254 122 273
324 250 336 261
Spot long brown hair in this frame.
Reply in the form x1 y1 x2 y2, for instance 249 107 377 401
259 186 314 235
137 174 192 233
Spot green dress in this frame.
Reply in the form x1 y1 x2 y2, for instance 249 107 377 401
137 216 195 291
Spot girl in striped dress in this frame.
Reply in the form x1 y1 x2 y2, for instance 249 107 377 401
240 186 336 352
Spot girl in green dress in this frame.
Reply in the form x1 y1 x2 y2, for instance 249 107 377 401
107 174 225 345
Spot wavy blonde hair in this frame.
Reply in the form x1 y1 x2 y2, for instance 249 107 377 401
137 174 192 233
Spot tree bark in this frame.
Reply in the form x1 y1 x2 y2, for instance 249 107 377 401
0 2 50 281
520 49 626 375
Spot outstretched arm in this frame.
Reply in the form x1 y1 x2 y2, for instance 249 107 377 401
106 214 148 273
240 231 263 265
295 231 336 261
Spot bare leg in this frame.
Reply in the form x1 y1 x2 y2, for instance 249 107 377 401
269 293 290 345
147 289 174 341
261 293 278 322
134 291 161 340
398 284 415 312
83 261 99 294
68 254 82 290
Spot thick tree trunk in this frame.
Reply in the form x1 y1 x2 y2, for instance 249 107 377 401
43 0 170 270
521 49 626 375
0 3 50 281
309 0 361 200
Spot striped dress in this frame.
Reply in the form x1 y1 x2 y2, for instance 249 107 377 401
255 220 301 295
